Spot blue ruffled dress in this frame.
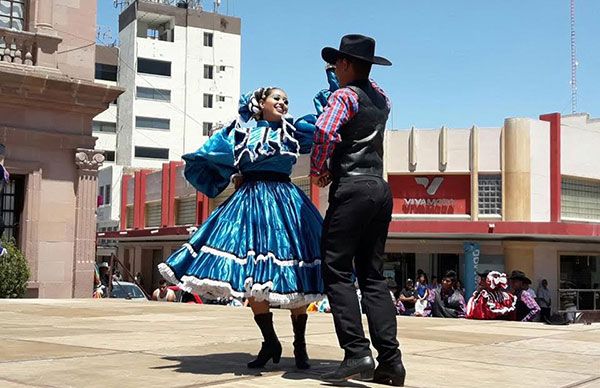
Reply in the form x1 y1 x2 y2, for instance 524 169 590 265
158 117 325 308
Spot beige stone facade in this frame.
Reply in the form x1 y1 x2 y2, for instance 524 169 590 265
0 0 123 297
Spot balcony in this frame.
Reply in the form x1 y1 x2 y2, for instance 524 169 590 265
0 26 61 68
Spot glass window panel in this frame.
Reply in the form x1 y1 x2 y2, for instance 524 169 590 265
135 116 170 130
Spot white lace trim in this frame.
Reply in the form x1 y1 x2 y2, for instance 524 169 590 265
158 263 323 309
197 245 321 268
233 119 299 167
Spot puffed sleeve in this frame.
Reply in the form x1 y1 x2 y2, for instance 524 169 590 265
292 67 340 154
182 121 237 198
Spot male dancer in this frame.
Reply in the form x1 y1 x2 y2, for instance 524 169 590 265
311 34 406 386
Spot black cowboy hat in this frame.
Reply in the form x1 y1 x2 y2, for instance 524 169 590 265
322 34 392 66
509 270 532 284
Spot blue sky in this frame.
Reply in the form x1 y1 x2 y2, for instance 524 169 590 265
97 0 599 128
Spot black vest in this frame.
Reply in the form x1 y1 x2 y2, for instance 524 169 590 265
329 79 389 179
515 290 531 321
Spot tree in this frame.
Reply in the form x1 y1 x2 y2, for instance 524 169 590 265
0 237 30 298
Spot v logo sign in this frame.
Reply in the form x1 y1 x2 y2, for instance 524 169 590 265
415 177 444 196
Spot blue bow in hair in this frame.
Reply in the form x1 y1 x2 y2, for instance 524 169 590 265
237 92 255 122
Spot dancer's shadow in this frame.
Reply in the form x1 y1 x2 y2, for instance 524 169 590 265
155 352 371 387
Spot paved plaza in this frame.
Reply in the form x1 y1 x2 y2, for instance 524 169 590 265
0 299 598 388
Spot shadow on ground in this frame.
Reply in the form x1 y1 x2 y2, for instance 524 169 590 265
156 352 372 387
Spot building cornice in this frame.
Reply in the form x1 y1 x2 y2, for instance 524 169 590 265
0 63 124 115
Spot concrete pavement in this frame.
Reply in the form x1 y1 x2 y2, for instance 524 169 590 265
0 299 598 388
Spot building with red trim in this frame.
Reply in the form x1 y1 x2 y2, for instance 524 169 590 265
99 113 600 312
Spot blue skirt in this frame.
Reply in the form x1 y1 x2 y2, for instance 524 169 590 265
158 180 325 308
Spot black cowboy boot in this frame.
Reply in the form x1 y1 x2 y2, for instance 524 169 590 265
373 360 406 387
321 355 375 383
291 314 310 370
247 312 282 368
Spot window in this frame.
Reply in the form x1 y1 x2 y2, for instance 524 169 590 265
478 174 502 215
135 116 170 130
1 174 25 244
559 255 600 311
203 94 213 108
134 146 169 160
202 122 212 136
0 0 26 30
218 65 226 72
104 151 115 162
98 186 105 206
147 28 160 39
95 63 117 82
217 96 225 102
136 87 171 102
562 177 600 221
105 184 111 205
137 58 171 77
203 65 213 79
203 32 213 47
92 121 117 133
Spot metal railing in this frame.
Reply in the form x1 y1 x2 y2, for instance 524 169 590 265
558 288 600 312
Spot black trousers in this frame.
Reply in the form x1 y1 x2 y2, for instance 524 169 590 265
322 176 401 364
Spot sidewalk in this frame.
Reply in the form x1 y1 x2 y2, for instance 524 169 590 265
0 299 598 388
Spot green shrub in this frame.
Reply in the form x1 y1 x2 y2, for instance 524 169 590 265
0 237 30 298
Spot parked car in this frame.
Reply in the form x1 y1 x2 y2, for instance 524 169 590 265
110 281 148 300
168 285 203 304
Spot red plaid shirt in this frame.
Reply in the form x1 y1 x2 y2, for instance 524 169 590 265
311 80 390 176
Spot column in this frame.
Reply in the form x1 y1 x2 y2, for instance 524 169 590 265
503 241 535 279
33 0 61 69
503 118 531 221
21 169 42 286
72 148 104 298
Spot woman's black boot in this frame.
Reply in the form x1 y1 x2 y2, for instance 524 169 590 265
247 312 282 368
291 314 310 370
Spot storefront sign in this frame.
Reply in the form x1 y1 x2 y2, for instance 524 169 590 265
463 242 480 298
388 175 471 214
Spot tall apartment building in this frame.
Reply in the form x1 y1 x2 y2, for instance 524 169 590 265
92 0 241 239
93 0 241 168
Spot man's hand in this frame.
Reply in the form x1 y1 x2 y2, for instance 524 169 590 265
232 174 244 190
311 170 332 188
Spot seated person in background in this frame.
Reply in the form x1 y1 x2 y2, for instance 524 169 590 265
399 279 417 316
393 290 405 315
509 270 541 322
432 270 466 318
152 279 176 302
414 273 431 317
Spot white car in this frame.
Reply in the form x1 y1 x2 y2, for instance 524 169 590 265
109 281 148 300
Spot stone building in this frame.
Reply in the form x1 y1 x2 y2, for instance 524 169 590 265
0 0 123 297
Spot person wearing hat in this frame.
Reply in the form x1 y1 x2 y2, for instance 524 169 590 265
509 270 541 322
311 34 405 386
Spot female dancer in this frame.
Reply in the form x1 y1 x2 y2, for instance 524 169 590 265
159 85 330 370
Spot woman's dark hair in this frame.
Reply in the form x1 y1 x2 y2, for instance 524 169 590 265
444 270 457 281
251 87 284 120
418 272 429 285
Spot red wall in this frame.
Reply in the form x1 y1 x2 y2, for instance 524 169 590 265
388 175 471 214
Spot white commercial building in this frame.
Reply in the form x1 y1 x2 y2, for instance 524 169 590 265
92 0 241 252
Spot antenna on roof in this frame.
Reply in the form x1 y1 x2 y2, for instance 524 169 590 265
570 0 578 114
